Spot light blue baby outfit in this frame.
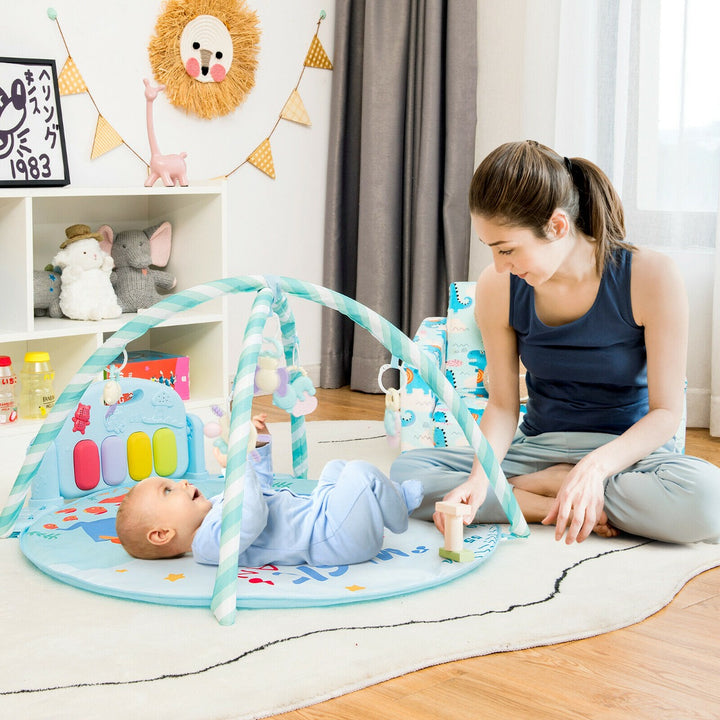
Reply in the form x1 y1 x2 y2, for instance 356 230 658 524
192 440 423 567
391 249 720 544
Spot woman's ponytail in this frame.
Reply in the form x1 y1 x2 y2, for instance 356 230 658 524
565 156 630 272
470 141 633 272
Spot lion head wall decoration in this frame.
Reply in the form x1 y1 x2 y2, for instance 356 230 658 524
148 0 261 119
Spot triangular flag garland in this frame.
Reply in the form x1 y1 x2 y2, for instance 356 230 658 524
304 35 333 70
58 56 87 96
91 115 124 159
49 9 146 167
225 11 332 179
49 8 332 180
247 138 276 179
281 89 311 126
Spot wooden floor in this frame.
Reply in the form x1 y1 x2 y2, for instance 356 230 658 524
256 388 720 720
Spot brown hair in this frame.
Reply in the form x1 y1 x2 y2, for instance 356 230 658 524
468 140 633 272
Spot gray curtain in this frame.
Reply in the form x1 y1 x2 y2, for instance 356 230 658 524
321 0 478 392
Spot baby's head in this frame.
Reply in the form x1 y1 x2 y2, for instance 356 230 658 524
116 478 212 559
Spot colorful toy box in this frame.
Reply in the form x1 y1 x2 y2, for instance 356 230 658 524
381 282 525 451
399 282 491 450
105 350 190 400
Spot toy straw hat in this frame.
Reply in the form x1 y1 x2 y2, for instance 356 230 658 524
60 224 104 249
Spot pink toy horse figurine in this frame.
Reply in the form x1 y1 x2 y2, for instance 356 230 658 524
143 79 188 187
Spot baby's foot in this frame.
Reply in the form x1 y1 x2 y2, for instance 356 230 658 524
398 480 423 514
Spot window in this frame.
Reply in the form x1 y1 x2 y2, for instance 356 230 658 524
638 0 720 214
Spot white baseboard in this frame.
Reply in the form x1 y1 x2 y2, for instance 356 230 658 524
304 363 321 386
687 387 710 429
710 395 720 437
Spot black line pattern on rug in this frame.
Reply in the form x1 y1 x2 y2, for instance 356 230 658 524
317 435 386 443
1 539 652 697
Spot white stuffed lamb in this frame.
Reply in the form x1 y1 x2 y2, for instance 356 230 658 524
53 224 122 321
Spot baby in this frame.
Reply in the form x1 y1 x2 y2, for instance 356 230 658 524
115 415 423 567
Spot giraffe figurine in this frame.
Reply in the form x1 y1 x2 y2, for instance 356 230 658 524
143 79 188 187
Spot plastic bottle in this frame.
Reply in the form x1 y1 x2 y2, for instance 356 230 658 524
20 351 56 419
0 356 18 424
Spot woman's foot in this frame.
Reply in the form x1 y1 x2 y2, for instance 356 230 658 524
593 511 619 538
511 465 619 539
510 463 574 496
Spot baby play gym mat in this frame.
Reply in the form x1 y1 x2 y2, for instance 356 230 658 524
1 276 527 624
20 477 502 609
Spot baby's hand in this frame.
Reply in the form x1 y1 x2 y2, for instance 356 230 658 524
252 413 270 438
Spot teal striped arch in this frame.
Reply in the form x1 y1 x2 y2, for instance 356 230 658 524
0 276 529 626
212 287 274 622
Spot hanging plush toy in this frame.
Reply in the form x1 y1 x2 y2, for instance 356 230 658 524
383 387 401 448
102 351 137 414
203 405 230 469
252 337 317 417
204 404 258 470
253 342 288 396
273 367 317 416
377 359 403 447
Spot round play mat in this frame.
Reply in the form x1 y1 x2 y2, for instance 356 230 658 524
3 275 527 624
20 476 502 609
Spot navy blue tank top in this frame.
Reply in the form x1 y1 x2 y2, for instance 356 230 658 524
510 247 648 436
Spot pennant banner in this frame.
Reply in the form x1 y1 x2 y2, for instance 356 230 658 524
304 36 333 70
247 138 276 179
91 115 123 159
58 56 87 96
51 10 332 178
281 89 311 126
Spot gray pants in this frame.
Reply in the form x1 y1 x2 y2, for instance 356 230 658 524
390 430 720 544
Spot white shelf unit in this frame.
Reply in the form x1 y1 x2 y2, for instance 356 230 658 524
0 184 229 447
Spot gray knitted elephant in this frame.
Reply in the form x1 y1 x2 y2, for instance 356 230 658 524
33 268 63 317
98 222 176 312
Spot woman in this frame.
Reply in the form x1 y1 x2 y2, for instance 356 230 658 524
391 140 720 545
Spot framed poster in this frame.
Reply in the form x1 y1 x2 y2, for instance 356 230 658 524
0 57 69 187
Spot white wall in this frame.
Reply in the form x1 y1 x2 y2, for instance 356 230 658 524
3 0 334 382
470 0 564 279
472 0 714 427
6 2 714 425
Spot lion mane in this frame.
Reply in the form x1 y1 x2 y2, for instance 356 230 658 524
148 0 261 119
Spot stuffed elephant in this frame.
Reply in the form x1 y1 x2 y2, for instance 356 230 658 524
33 268 63 317
98 222 176 312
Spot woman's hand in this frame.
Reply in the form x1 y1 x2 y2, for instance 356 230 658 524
433 473 488 534
542 457 607 543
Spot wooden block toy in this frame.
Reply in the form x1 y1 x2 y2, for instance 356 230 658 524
436 501 474 562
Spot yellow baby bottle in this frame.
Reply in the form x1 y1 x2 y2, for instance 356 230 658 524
20 352 56 419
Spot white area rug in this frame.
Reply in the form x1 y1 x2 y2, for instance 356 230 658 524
1 421 719 720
